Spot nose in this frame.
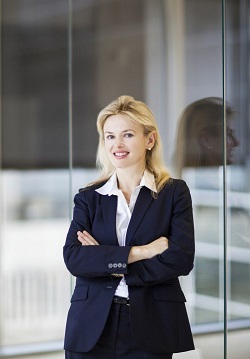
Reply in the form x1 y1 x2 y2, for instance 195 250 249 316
114 137 125 148
229 133 240 148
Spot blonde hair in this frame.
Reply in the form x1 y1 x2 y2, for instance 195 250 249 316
91 95 170 193
173 97 234 176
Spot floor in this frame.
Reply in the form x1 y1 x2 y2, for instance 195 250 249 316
3 329 250 359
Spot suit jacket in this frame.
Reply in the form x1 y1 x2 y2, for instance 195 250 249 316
63 178 195 354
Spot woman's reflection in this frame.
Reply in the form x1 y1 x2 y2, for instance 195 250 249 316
173 97 239 177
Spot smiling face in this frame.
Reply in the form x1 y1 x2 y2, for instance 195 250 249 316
103 113 154 173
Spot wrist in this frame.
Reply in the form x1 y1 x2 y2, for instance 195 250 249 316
128 245 149 264
139 245 150 259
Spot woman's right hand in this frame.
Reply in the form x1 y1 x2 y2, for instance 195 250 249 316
143 236 169 259
128 236 169 264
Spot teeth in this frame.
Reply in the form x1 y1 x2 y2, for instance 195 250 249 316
115 152 127 157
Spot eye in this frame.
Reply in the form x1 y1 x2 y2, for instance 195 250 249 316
124 132 134 138
227 130 235 138
106 134 115 140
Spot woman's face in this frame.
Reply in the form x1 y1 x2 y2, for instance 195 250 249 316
103 114 153 172
225 120 240 164
200 119 239 166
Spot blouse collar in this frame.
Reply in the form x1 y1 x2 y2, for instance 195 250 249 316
96 170 157 196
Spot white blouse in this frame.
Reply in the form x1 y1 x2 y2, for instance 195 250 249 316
96 170 157 298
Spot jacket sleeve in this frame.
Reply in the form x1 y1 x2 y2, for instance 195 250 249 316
125 180 195 286
63 191 131 278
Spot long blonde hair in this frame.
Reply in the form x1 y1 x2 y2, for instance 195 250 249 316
91 95 170 193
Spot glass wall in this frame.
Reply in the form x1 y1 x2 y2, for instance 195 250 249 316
0 1 249 358
0 0 71 352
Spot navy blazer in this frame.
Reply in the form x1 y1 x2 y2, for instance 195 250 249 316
63 178 195 354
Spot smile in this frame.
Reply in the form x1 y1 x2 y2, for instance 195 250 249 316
114 152 129 158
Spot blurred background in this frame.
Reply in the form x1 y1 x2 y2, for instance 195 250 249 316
0 0 249 358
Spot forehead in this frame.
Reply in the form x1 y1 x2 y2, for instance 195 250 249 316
103 113 142 132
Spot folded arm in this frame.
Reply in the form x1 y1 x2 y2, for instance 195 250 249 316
63 180 194 284
63 192 131 278
125 181 195 286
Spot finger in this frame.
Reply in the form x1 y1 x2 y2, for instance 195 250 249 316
78 236 92 246
77 235 84 245
77 231 87 245
82 231 99 245
77 231 85 239
83 237 96 245
77 231 99 245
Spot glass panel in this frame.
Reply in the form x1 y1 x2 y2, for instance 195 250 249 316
71 0 146 169
0 0 71 348
69 1 226 359
70 1 226 358
225 0 250 358
169 0 225 358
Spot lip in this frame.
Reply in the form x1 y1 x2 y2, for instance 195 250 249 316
113 151 129 159
227 151 234 159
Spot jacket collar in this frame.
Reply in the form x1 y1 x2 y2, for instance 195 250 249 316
95 170 157 196
125 186 154 245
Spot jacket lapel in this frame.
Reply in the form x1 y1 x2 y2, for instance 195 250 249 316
101 194 119 245
126 187 154 246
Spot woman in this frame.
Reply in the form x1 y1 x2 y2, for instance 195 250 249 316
63 95 195 359
173 97 239 177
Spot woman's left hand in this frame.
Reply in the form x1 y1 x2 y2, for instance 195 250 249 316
77 230 124 278
77 230 99 246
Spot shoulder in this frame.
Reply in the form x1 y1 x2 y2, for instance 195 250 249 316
161 178 189 192
79 181 107 193
74 181 107 202
159 178 192 202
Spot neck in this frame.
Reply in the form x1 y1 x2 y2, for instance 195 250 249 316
116 167 145 193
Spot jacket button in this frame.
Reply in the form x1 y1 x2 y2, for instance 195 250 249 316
108 263 113 268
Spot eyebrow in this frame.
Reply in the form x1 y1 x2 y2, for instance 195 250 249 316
104 129 136 134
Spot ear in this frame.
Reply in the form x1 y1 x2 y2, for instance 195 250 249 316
147 132 156 150
198 130 213 150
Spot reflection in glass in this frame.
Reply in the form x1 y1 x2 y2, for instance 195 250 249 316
173 97 239 177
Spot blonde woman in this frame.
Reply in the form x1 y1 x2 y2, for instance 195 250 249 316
63 96 195 359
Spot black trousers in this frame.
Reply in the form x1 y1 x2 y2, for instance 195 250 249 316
65 302 173 359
